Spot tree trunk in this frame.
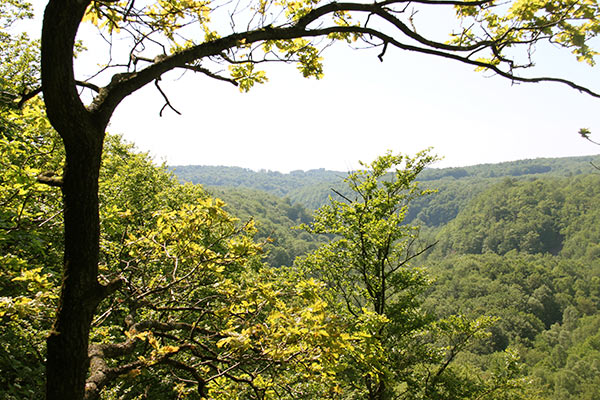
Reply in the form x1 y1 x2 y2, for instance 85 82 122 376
46 133 105 400
41 1 107 398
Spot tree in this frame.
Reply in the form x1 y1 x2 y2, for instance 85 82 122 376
298 151 524 400
299 151 436 399
0 101 63 400
2 0 600 398
1 123 353 399
301 150 438 317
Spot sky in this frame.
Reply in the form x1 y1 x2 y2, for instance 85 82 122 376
30 1 600 173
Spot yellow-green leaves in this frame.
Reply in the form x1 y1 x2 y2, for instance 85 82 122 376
276 0 322 20
207 267 348 398
125 330 181 362
296 43 323 78
11 267 53 292
83 0 214 49
263 38 324 79
229 63 268 92
83 1 125 34
454 0 600 67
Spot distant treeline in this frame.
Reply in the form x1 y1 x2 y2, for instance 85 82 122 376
171 154 600 222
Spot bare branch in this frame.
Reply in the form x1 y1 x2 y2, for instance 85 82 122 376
162 359 207 397
179 64 239 86
17 87 42 108
324 25 600 98
76 80 101 93
13 80 100 109
36 171 63 188
378 41 388 62
379 0 494 5
154 78 182 117
331 187 353 203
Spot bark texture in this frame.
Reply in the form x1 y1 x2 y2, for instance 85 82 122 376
41 1 107 399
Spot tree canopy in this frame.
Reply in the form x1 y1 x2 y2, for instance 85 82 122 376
2 0 600 398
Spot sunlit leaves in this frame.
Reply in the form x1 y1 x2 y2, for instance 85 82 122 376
0 33 39 98
89 149 358 398
301 150 438 316
0 0 32 29
454 0 600 66
0 98 62 400
275 0 321 20
84 0 212 38
229 62 269 92
296 43 323 78
207 267 349 398
262 38 324 78
83 1 126 34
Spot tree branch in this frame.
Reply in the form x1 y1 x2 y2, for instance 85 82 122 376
154 78 182 117
37 171 63 188
89 1 599 126
162 359 207 397
179 64 239 87
331 187 353 203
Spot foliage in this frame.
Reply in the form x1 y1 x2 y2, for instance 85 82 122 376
529 313 600 400
434 178 564 255
0 5 59 397
3 0 600 397
171 154 600 220
0 98 62 400
0 0 38 102
432 175 600 258
4 108 600 399
91 190 350 399
422 251 600 400
171 165 345 209
298 151 529 400
209 187 322 267
0 125 354 399
300 150 438 315
452 0 600 66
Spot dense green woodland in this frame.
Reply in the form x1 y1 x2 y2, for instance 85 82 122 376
171 156 600 399
3 67 600 398
172 155 598 225
5 103 600 399
3 0 600 397
3 105 600 398
2 87 600 399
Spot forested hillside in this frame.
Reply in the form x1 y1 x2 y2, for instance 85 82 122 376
171 165 347 210
208 187 324 267
422 174 600 400
4 103 600 398
172 155 599 222
172 155 600 400
6 0 600 397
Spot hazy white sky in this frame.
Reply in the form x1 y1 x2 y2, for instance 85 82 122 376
31 1 600 172
109 43 599 172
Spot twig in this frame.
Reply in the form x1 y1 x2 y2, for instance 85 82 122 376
37 172 63 188
378 41 388 62
154 78 182 117
180 64 239 86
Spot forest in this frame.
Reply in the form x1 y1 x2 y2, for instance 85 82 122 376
3 107 600 398
175 156 600 400
3 0 600 399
